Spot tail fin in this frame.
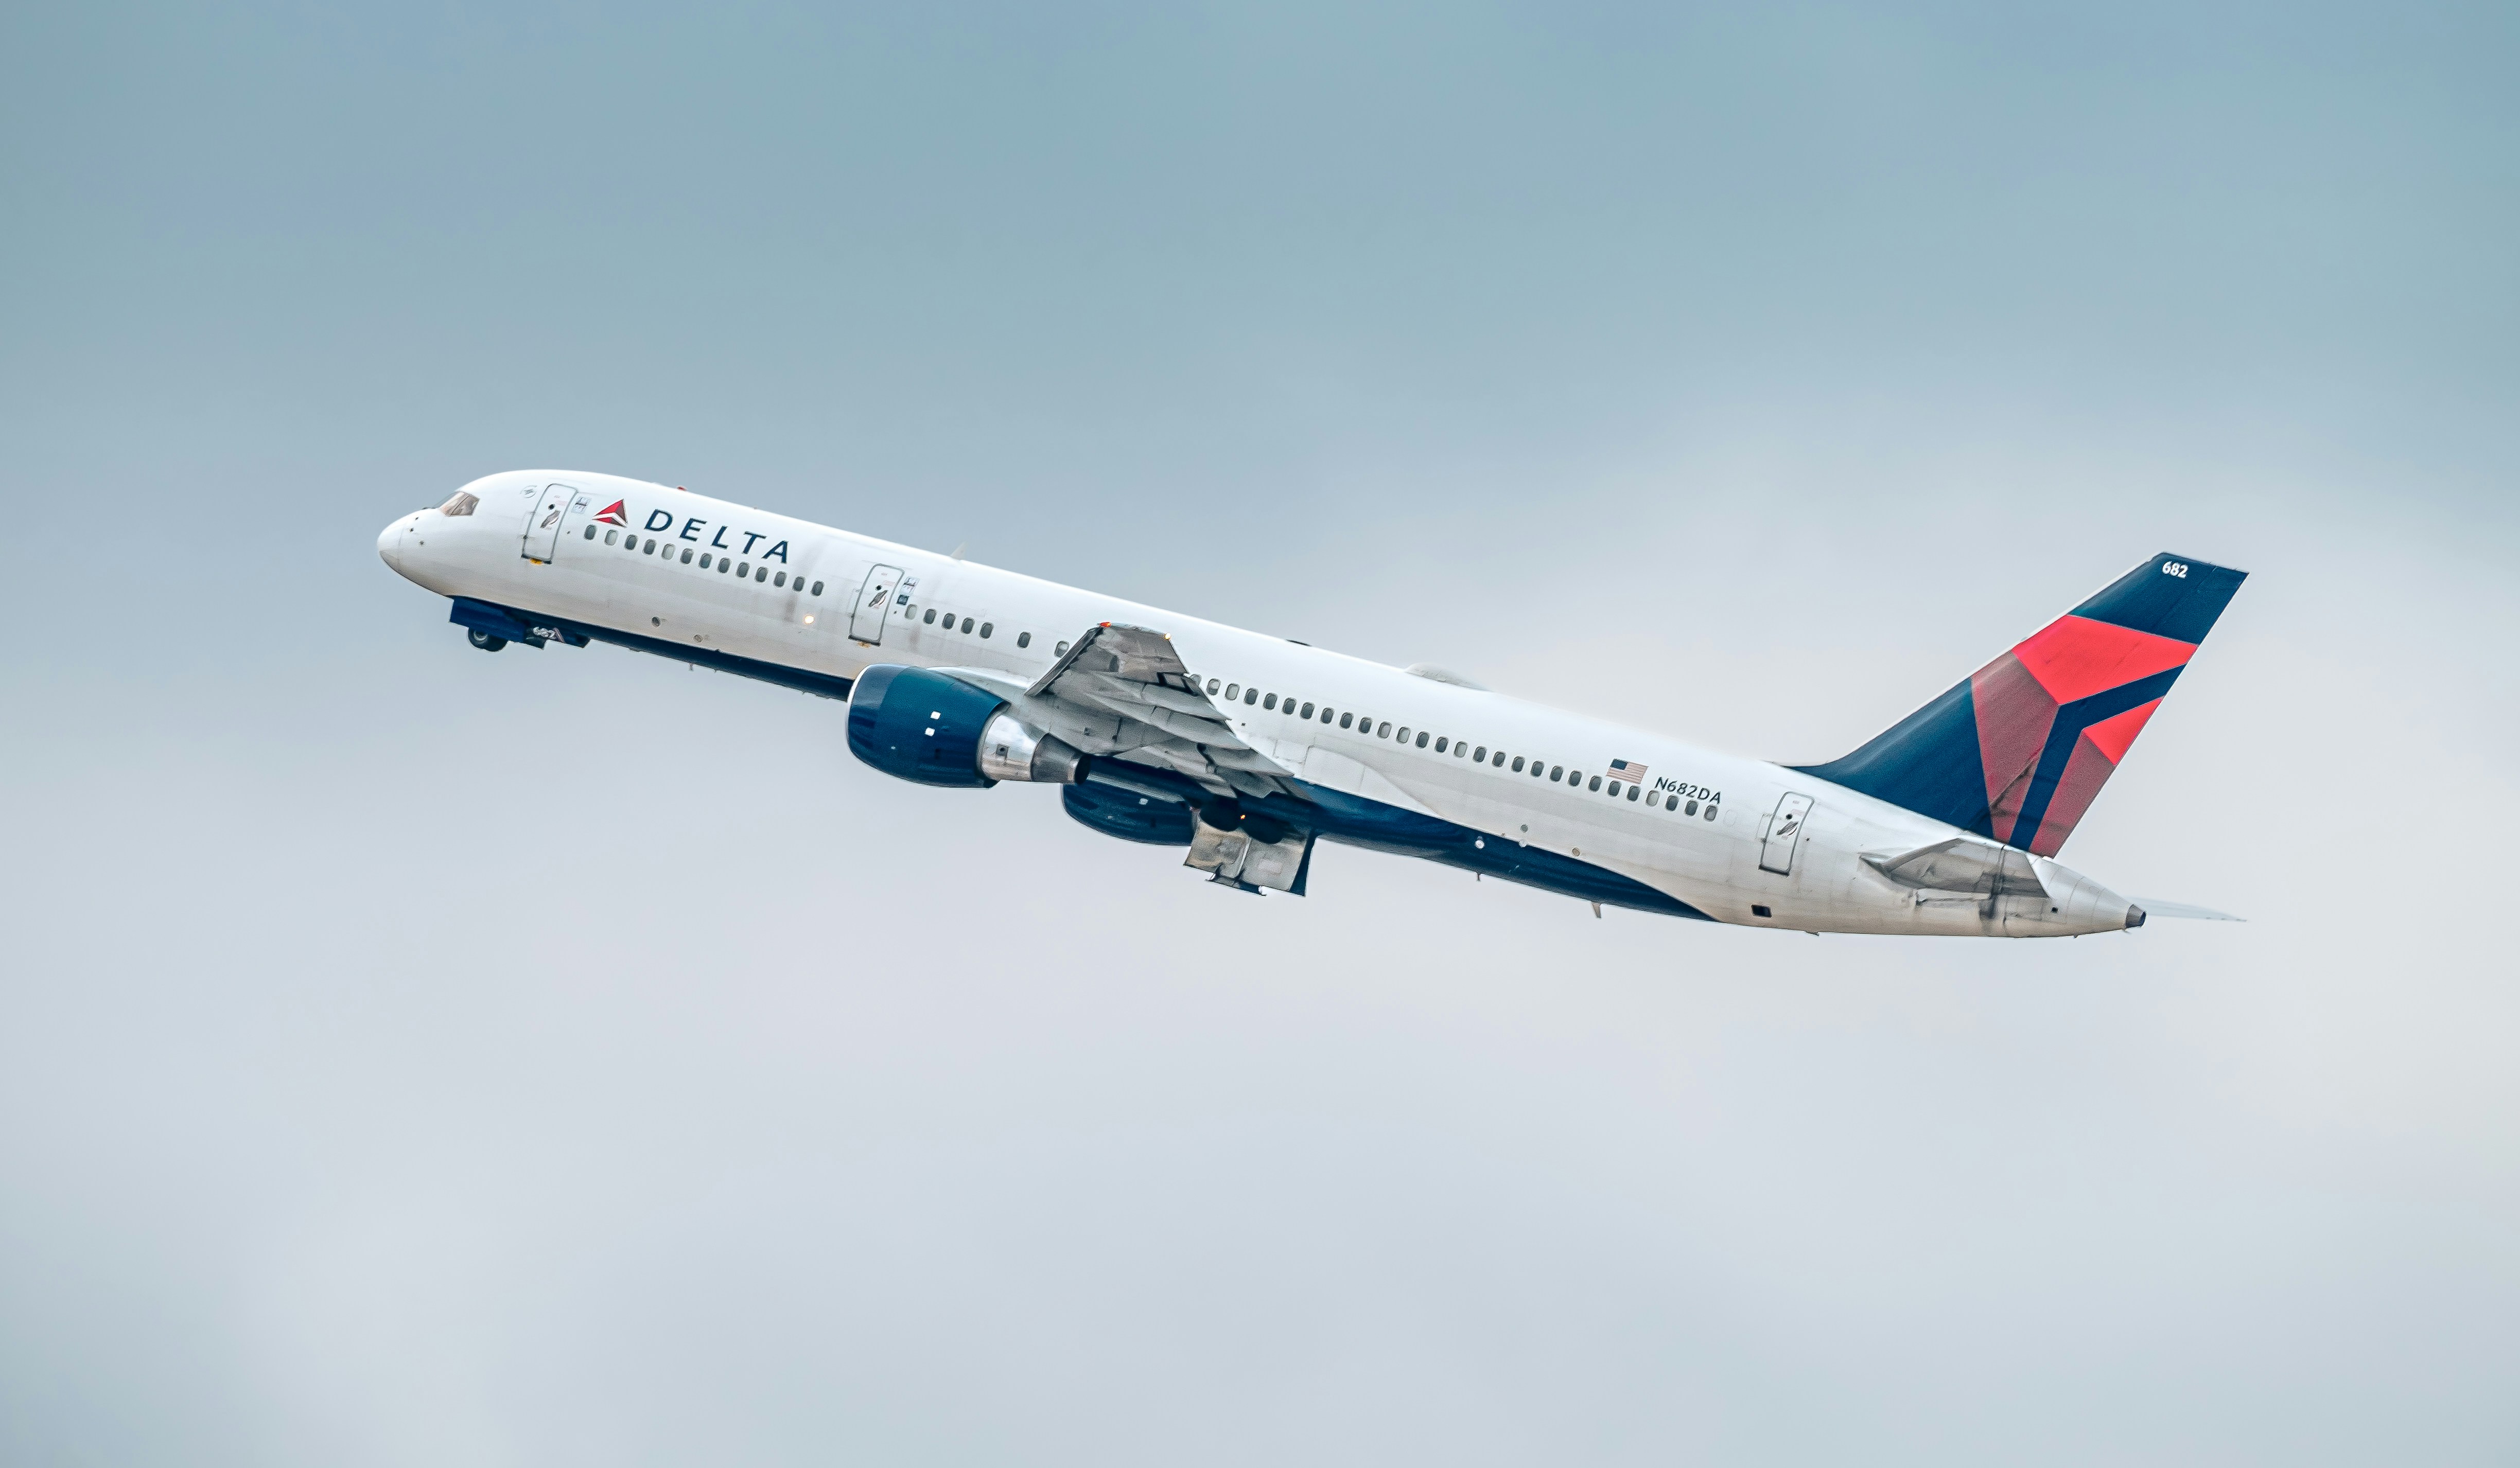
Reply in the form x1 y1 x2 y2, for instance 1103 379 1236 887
1794 553 2246 855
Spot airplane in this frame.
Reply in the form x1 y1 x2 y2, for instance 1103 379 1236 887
378 471 2246 935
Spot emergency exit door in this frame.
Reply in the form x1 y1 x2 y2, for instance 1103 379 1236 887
851 564 904 644
1759 792 1814 876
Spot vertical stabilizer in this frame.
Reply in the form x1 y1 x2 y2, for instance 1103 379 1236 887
1794 553 2245 854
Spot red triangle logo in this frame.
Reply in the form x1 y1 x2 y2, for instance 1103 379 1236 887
594 500 628 526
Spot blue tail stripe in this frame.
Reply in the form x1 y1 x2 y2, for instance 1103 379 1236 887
2005 665 2185 846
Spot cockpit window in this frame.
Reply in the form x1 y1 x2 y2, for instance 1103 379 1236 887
439 491 479 517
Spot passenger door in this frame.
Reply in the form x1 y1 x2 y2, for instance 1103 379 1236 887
1759 792 1814 876
520 482 579 562
851 563 903 644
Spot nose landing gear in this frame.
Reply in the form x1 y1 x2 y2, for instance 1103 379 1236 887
466 628 508 652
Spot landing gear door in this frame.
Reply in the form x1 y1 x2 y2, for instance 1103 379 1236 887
1759 792 1814 876
851 563 904 644
521 482 580 562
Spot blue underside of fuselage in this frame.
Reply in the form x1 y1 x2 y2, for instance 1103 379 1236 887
454 596 1711 921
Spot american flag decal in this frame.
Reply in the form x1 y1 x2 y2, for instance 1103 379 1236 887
1609 758 1649 782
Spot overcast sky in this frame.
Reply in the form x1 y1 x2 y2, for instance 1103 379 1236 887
4 2 2516 1464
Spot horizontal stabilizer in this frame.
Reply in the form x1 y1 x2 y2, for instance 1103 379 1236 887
1864 838 2048 896
2127 898 2245 922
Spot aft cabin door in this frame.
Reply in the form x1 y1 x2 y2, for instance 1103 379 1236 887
1759 792 1814 876
521 482 579 562
851 564 904 644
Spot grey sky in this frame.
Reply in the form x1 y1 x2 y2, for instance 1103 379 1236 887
3 3 2515 1464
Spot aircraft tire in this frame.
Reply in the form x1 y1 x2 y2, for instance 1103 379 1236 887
467 629 508 652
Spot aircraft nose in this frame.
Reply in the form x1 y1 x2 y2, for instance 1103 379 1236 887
377 517 405 568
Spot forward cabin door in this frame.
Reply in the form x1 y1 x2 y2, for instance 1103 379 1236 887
521 482 578 562
851 564 904 644
1759 792 1814 875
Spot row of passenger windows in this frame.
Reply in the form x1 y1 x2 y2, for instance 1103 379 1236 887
592 526 828 595
590 526 1062 653
900 604 1030 646
581 523 1706 817
1203 677 1721 819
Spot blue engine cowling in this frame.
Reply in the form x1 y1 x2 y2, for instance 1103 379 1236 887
1061 781 1196 844
847 665 1009 788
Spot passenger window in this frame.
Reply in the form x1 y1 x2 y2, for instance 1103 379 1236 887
961 616 974 633
1019 632 1032 648
1473 746 1486 762
1299 701 1314 719
1433 737 1447 753
1511 756 1524 772
810 580 824 595
1627 785 1640 801
979 622 992 638
603 529 617 545
1206 678 1220 694
1414 731 1429 748
1550 766 1564 782
680 549 693 563
1263 694 1277 710
1396 726 1411 742
757 566 768 581
1588 775 1603 792
720 558 732 573
1057 641 1070 655
1704 803 1718 820
644 539 656 554
1321 707 1334 724
584 525 597 540
1377 721 1391 738
1245 687 1258 705
737 562 749 577
1671 797 1683 811
1456 742 1468 758
1339 713 1353 729
699 553 713 569
1224 682 1239 699
773 571 786 587
923 609 937 624
1608 781 1621 797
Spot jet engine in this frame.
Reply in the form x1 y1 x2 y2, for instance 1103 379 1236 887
1060 781 1197 844
846 665 1085 788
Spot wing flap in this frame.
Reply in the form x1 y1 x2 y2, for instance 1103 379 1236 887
1000 623 1303 799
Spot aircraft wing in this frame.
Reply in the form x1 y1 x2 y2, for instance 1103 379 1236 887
937 623 1300 800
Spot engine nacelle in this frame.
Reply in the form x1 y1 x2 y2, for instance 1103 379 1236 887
978 708 1089 784
846 665 1084 788
1061 781 1196 844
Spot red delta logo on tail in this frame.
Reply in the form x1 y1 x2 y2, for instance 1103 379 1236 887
1794 553 2247 856
594 500 628 527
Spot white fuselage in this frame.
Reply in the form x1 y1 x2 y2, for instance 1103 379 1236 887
378 470 2141 936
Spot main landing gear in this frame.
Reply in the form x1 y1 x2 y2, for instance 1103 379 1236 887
467 628 508 652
